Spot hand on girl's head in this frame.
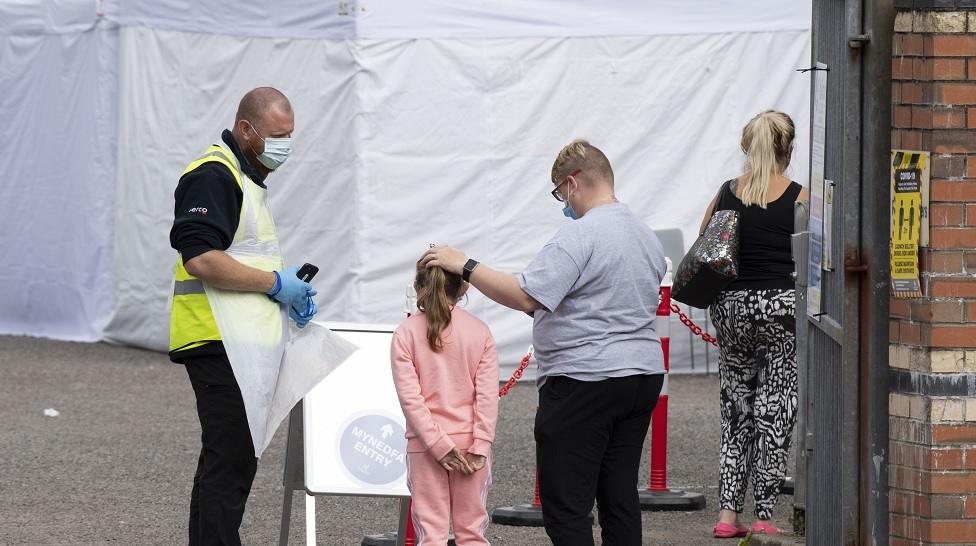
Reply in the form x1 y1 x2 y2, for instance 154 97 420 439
420 245 466 275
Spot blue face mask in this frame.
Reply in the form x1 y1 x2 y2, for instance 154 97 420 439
562 202 578 220
256 137 292 170
246 120 292 170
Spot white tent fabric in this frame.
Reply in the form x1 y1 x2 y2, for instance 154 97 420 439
0 5 118 341
0 0 101 35
105 27 811 370
116 0 809 40
116 0 354 40
355 1 811 39
2 0 812 374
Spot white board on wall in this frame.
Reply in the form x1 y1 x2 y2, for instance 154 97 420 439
303 322 409 497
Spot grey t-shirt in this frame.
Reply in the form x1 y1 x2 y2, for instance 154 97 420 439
518 202 667 386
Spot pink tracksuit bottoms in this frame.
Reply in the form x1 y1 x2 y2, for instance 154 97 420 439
407 451 492 546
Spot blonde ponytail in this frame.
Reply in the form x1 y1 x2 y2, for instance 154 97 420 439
414 260 464 352
740 110 795 208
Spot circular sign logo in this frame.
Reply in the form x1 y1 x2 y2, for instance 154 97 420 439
337 413 407 486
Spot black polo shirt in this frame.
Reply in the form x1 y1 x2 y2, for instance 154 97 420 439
170 130 267 262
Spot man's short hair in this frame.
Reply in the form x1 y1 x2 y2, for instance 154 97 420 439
235 87 292 127
551 139 614 186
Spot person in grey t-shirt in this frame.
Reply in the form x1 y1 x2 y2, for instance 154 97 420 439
423 139 667 546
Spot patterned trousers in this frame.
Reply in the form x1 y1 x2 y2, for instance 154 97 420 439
709 288 798 520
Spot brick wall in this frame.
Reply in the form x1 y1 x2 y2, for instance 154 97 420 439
890 8 976 545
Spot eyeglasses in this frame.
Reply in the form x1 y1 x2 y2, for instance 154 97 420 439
551 169 581 202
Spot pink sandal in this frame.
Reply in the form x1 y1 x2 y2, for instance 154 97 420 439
713 522 749 538
751 521 783 535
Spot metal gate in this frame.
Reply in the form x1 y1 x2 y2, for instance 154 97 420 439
796 1 891 544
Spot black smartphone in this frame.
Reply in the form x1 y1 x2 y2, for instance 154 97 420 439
297 263 319 282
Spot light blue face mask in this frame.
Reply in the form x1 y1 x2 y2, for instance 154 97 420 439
256 137 292 170
562 202 578 220
247 121 292 170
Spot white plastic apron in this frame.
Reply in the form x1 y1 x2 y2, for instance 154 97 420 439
202 143 288 457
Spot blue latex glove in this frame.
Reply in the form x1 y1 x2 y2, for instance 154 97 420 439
267 265 317 309
289 295 317 328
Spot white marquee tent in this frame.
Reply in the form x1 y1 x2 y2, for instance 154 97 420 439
1 0 812 373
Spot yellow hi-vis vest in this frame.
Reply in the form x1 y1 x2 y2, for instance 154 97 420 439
168 143 284 353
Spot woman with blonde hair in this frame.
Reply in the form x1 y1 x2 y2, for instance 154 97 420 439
698 110 808 538
390 257 499 545
423 139 667 545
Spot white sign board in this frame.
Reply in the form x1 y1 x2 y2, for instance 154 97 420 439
303 322 409 497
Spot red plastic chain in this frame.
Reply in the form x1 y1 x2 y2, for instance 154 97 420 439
499 347 533 397
670 303 719 347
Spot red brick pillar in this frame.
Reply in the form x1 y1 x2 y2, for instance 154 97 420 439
890 8 976 545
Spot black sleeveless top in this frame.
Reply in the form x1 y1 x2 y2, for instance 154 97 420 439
713 179 802 290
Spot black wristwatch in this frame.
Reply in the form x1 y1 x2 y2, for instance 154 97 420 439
462 259 479 282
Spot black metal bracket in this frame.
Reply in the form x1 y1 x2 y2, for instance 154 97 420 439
797 66 830 73
848 34 871 49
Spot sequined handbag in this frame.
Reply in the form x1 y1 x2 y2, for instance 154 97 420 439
671 209 740 309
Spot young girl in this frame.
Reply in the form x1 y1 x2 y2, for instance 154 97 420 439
391 258 499 545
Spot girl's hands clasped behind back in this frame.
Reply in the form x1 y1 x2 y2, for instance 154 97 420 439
464 453 486 472
438 449 488 475
439 448 475 475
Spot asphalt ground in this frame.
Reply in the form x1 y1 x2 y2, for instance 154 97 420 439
0 336 794 545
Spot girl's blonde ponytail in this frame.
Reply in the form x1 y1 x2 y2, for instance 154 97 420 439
414 260 464 352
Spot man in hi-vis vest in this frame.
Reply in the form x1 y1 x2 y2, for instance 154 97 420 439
168 87 316 546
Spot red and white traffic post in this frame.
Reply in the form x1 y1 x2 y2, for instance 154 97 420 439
638 258 706 511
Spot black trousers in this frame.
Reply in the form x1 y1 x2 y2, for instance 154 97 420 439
183 352 258 546
535 374 663 546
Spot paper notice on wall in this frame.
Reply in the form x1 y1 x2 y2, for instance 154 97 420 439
807 62 827 319
808 175 825 317
890 150 928 298
822 180 835 271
